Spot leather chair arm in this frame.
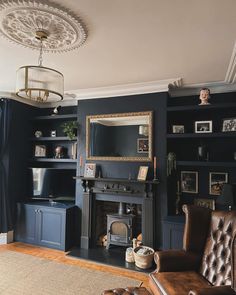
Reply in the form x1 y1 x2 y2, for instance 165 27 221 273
189 286 236 295
154 250 201 272
102 287 151 295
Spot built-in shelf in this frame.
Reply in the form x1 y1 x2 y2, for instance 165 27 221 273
167 132 236 138
167 102 236 112
30 158 77 163
74 176 159 184
176 161 236 167
31 114 77 121
30 137 77 141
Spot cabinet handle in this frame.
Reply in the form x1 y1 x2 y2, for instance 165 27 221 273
34 209 38 213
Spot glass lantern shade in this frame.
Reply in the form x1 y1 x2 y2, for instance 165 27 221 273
16 66 64 102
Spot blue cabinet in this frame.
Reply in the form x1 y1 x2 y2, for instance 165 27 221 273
162 216 185 250
15 202 77 251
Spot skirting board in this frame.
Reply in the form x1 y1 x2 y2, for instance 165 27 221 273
0 231 13 244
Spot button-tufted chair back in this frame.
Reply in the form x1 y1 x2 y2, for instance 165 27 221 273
200 210 236 289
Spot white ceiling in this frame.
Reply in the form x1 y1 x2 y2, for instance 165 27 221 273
1 0 236 102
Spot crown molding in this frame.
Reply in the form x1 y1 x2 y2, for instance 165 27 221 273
67 78 182 100
1 78 182 107
169 81 236 97
225 41 236 84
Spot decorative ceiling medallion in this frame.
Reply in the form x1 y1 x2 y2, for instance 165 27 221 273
0 0 87 52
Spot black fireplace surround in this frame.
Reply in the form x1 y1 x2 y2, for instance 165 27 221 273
76 177 159 249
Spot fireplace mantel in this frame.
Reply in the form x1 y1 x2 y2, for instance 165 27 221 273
76 176 159 249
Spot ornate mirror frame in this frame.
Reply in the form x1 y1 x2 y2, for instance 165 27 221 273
86 111 153 162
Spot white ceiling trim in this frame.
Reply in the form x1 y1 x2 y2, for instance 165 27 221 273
67 78 182 101
169 81 236 97
225 41 236 84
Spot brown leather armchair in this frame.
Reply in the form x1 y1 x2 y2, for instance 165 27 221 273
149 205 236 295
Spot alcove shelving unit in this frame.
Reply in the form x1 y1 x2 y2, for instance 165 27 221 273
167 92 236 214
29 111 78 168
162 92 236 249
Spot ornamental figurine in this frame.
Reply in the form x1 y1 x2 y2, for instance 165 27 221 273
199 88 211 105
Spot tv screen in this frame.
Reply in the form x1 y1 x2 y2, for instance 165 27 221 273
29 168 76 199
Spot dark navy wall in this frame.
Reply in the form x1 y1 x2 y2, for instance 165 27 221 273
7 99 37 225
76 92 168 248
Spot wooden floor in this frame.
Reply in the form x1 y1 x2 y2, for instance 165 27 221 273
0 242 150 290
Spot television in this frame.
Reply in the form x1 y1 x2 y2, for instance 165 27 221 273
29 168 76 199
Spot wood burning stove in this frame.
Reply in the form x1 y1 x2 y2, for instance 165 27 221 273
106 202 134 249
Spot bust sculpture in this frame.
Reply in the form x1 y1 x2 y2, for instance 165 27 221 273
199 88 211 105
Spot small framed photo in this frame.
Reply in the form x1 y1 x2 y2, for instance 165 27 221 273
137 166 148 181
137 138 149 153
209 172 228 195
34 145 46 157
172 125 184 134
195 121 212 133
194 198 215 210
181 171 198 193
84 163 96 178
222 118 236 132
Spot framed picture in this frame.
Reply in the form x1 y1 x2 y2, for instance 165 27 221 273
222 118 236 132
181 171 198 193
34 145 46 157
195 121 212 133
137 138 149 153
209 172 228 195
172 125 184 134
194 198 215 210
137 166 148 181
84 163 96 178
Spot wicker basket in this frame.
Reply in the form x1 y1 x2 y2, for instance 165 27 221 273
133 246 154 269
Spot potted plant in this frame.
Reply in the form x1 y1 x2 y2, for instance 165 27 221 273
61 121 78 140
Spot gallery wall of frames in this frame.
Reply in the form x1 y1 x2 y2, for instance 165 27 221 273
167 91 236 215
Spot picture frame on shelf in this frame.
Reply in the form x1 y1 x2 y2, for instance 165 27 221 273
222 118 236 132
194 198 215 210
172 125 184 134
137 138 149 153
195 120 212 133
181 171 198 193
137 166 148 181
84 163 96 178
209 172 228 195
34 145 46 157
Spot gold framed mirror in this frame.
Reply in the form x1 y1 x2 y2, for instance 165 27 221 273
86 111 153 162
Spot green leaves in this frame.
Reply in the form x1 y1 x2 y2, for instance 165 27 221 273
61 121 78 140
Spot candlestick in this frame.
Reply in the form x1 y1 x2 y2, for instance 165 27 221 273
79 156 83 176
79 156 83 167
153 156 157 180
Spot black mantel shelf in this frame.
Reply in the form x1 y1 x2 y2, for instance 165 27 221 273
74 176 159 185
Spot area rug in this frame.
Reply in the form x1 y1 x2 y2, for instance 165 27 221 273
0 251 141 294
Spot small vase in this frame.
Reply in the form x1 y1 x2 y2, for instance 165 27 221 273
197 145 209 161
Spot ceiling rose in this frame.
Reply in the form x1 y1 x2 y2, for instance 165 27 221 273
0 0 87 53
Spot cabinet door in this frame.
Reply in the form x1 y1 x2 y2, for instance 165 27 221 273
37 208 66 250
16 204 37 244
162 221 184 250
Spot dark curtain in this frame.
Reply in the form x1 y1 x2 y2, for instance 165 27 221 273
0 98 12 233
